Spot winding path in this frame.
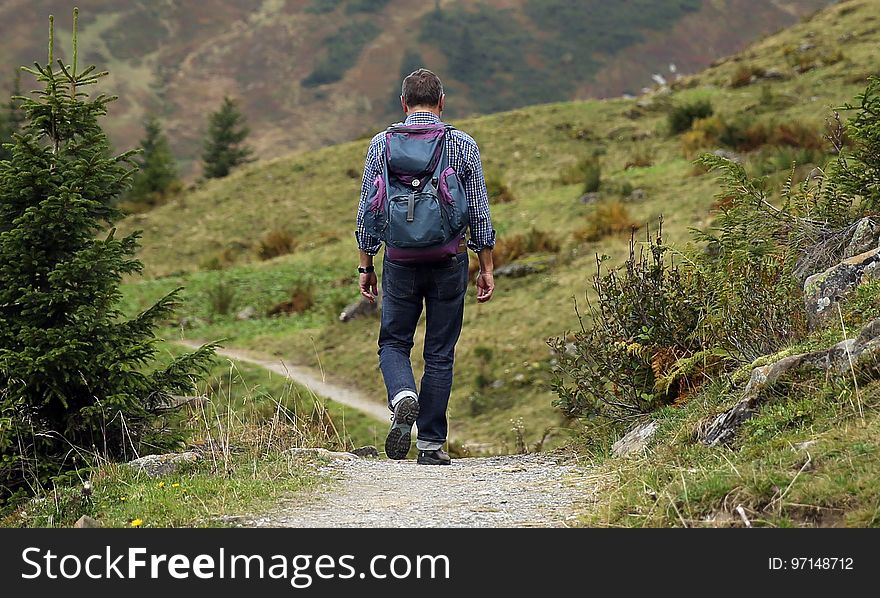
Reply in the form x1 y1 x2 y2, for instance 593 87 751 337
175 339 389 421
176 340 596 527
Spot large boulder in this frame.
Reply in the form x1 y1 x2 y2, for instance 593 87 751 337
803 247 880 327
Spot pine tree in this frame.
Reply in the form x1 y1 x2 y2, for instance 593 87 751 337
0 10 214 503
201 96 253 179
127 115 179 208
0 71 23 162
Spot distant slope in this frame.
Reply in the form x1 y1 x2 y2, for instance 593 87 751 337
116 0 880 450
0 0 832 174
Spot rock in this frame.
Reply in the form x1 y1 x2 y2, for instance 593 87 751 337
843 217 879 259
701 318 880 445
760 68 788 81
74 515 101 528
494 263 539 278
287 447 358 461
178 316 206 329
803 247 880 327
128 451 201 477
625 188 648 202
236 305 258 321
339 297 379 322
712 148 743 164
579 192 601 204
350 446 379 458
490 379 505 389
612 421 658 457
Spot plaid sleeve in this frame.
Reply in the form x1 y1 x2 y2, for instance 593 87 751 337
355 136 382 256
461 139 496 252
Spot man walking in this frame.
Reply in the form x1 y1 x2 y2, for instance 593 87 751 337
355 69 495 465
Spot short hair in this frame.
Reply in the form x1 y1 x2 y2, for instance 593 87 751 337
401 69 443 108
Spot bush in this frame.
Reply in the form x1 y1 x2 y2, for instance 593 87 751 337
485 171 516 204
258 228 297 260
624 145 654 170
473 227 560 275
730 64 765 88
267 285 315 316
207 277 236 316
577 200 638 242
667 99 714 135
560 156 601 192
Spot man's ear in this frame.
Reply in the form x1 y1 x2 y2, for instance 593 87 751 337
438 94 445 114
400 96 408 115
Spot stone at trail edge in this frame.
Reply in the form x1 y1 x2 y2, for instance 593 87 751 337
612 420 658 457
74 515 101 528
350 446 379 458
128 451 201 478
288 447 358 461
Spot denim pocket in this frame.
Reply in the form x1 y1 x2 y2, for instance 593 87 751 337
382 259 416 297
431 254 467 300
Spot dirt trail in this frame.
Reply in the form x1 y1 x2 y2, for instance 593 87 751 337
250 453 594 528
175 340 390 422
177 340 595 527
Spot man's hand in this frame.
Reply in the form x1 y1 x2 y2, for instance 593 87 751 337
476 270 494 303
359 272 378 303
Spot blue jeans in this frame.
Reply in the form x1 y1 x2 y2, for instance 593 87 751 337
378 252 469 449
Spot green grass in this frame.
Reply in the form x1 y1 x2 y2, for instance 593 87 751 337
1 343 380 528
578 277 880 528
116 0 880 453
3 452 327 528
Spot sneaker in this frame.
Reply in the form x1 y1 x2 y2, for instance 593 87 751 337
384 396 419 460
417 448 451 466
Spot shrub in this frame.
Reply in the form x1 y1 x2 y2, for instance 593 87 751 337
667 99 714 135
207 277 236 316
258 228 297 260
624 145 654 169
485 171 516 204
577 200 638 242
730 64 765 88
560 156 602 192
267 285 315 316
473 227 560 275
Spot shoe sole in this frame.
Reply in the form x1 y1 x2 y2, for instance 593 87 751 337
417 457 452 466
385 397 419 460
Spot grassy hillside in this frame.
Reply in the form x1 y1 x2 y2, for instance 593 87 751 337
117 0 878 454
0 0 830 173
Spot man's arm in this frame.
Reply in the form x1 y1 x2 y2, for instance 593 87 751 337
356 138 382 302
462 138 496 303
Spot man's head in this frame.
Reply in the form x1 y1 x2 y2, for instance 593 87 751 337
400 68 444 116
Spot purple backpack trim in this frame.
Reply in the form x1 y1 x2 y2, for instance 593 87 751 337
386 235 462 264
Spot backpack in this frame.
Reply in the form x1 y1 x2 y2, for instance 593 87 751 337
363 122 469 263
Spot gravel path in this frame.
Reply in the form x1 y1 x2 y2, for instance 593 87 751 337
175 339 390 421
175 341 594 527
250 453 593 528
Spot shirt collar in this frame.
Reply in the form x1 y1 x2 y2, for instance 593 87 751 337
404 111 441 125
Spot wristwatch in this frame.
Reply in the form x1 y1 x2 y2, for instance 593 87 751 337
358 265 375 274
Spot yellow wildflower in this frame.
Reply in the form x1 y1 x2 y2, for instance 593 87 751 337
130 519 143 528
157 481 165 489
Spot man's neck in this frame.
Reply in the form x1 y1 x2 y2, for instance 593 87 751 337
406 106 441 118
